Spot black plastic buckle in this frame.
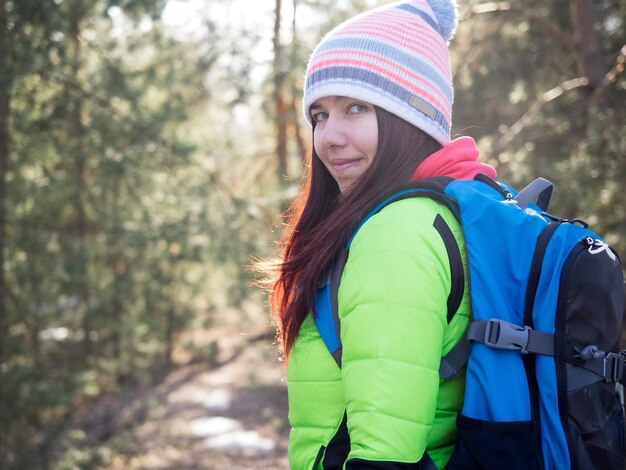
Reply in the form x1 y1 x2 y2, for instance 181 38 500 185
604 352 626 383
484 319 531 354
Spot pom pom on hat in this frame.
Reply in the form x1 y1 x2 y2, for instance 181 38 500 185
427 0 458 41
303 0 458 145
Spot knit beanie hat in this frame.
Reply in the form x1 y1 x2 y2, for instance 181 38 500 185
303 0 458 146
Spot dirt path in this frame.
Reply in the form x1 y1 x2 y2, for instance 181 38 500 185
53 330 289 470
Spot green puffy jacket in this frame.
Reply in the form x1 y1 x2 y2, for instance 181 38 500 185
287 197 470 469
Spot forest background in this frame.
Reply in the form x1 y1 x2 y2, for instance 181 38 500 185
1 0 625 468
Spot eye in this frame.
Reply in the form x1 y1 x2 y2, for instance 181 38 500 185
311 111 328 122
346 103 368 114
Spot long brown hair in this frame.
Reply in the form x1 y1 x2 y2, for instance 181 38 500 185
267 107 441 360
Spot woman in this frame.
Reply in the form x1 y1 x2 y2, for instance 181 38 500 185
266 1 496 468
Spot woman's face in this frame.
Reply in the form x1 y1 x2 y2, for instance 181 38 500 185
311 96 378 195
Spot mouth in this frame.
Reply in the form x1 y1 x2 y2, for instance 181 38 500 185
331 158 363 172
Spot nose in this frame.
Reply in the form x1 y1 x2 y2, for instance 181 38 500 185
318 115 348 150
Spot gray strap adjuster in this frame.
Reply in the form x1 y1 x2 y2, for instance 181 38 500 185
569 350 626 388
603 352 625 383
469 319 532 354
439 333 470 382
468 319 554 356
485 319 531 353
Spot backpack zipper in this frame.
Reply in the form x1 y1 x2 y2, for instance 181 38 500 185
475 173 514 200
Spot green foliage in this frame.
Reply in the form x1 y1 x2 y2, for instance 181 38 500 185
2 0 625 467
452 0 626 256
1 0 274 467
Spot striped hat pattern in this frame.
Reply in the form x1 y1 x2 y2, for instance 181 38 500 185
303 0 458 145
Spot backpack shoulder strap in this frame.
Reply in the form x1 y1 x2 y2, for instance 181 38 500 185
314 177 467 379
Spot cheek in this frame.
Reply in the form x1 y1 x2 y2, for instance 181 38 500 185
361 129 378 158
313 131 327 160
364 115 378 157
312 129 321 154
367 135 378 157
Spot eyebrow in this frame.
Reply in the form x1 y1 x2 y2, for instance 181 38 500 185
310 96 350 111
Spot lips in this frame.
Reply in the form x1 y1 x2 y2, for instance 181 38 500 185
331 158 363 173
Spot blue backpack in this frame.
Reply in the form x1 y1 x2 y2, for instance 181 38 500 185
313 175 625 470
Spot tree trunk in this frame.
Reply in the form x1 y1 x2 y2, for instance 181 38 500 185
569 0 605 88
0 0 10 393
69 2 92 360
165 304 174 367
274 0 288 182
290 0 307 161
165 256 175 367
107 178 124 382
291 94 307 161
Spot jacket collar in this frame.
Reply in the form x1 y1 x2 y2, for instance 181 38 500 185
411 136 497 181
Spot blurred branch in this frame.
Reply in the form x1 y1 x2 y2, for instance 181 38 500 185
465 2 576 52
494 44 626 152
496 77 589 151
497 45 626 151
591 44 626 102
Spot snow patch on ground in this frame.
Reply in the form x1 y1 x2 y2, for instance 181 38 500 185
191 416 276 453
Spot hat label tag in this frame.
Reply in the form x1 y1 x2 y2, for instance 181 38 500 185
409 96 437 120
